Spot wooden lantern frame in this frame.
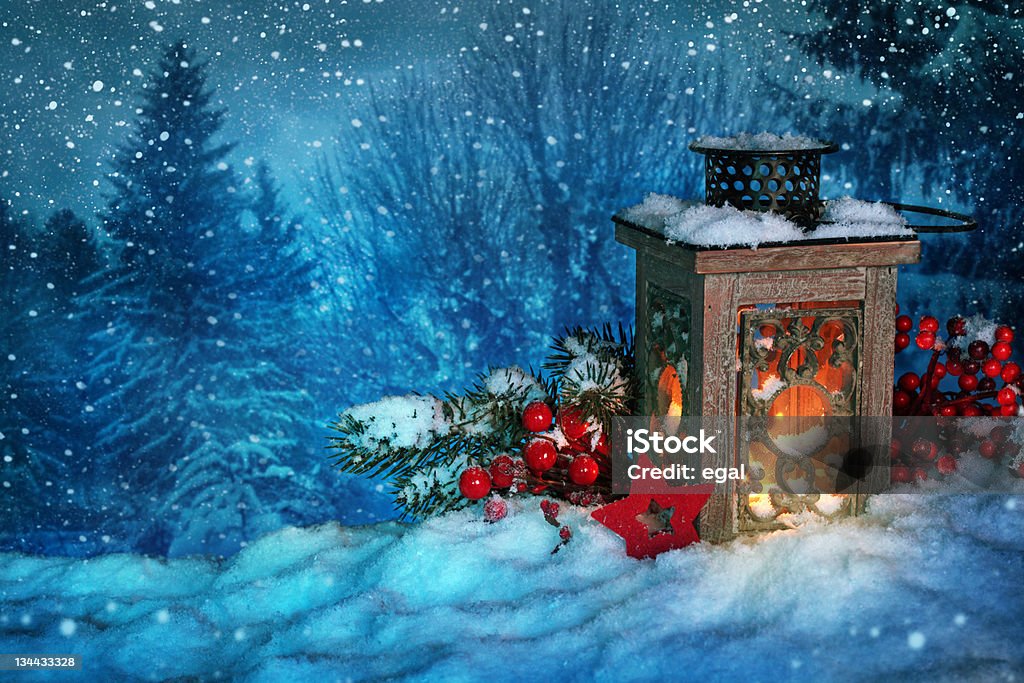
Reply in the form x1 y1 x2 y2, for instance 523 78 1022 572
614 221 921 542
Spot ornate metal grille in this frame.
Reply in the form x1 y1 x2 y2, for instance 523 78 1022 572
736 306 862 530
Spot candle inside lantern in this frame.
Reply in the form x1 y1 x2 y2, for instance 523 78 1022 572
656 365 684 417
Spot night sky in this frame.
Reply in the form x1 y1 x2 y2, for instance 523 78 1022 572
0 0 471 217
1 0 881 221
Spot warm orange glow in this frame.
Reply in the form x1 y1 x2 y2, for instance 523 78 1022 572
657 365 683 417
768 385 831 420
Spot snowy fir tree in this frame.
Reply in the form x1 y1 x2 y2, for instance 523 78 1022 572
0 199 61 539
39 209 102 303
80 42 328 555
1 201 102 548
791 1 1023 291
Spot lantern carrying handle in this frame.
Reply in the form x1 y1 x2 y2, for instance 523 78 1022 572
881 202 976 233
817 202 976 233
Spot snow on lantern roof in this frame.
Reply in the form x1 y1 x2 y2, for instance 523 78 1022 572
618 194 913 250
690 131 837 153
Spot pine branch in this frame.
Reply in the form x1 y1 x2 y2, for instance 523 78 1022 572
544 325 638 429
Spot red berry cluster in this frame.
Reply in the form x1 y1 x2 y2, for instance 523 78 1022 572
891 425 1022 483
458 454 529 501
457 400 611 507
522 402 609 494
893 308 1021 418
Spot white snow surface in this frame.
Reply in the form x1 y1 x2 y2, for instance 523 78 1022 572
2 484 1023 680
562 336 630 399
621 194 912 249
482 365 547 403
694 131 829 151
341 394 449 452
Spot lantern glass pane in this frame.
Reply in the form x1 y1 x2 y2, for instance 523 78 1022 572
737 303 862 531
645 284 690 419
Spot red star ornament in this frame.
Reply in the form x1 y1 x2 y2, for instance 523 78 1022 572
590 486 714 559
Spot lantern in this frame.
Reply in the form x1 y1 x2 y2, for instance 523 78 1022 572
613 134 973 542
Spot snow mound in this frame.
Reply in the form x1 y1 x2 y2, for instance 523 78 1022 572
2 485 1023 680
621 194 913 249
820 196 911 236
693 131 829 151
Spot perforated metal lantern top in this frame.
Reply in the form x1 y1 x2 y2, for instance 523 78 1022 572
689 138 839 229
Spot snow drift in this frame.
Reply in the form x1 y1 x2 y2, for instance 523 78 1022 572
1 486 1022 681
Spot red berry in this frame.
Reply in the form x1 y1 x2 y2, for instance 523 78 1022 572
897 372 920 392
947 316 967 337
915 331 935 350
895 333 911 352
559 526 572 541
458 467 492 500
958 374 979 392
1000 404 1018 416
521 401 553 432
978 440 998 459
946 360 963 376
484 497 508 522
960 404 983 417
569 455 600 486
937 404 958 417
997 387 1017 406
489 455 516 489
558 407 589 441
968 340 990 360
999 362 1015 385
983 359 1003 378
912 438 938 461
963 360 981 375
893 389 913 412
1005 362 1022 383
995 325 1014 343
913 468 929 481
594 432 610 456
936 455 957 475
524 439 557 473
991 342 1012 362
933 363 947 379
896 315 913 333
891 466 912 484
979 377 996 392
919 316 939 333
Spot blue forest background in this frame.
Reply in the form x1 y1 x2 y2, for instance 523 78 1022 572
1 0 1021 557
